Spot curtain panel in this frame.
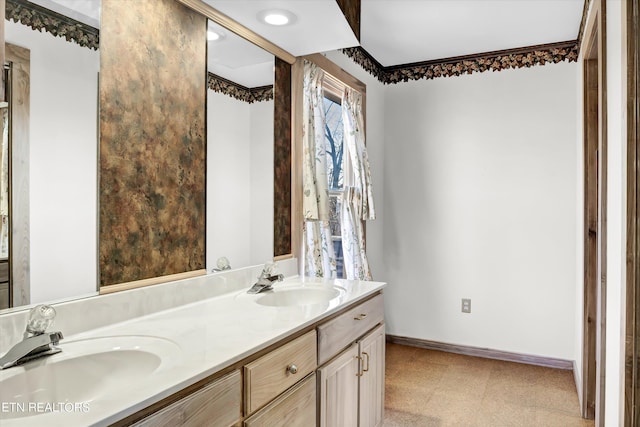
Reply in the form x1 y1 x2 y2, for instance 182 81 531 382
341 87 375 280
342 87 375 221
302 61 336 278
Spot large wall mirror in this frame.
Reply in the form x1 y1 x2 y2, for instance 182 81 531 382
1 0 291 312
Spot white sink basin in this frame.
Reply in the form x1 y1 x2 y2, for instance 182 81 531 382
0 335 180 420
256 286 345 307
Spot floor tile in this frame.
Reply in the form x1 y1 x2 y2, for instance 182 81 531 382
384 343 594 427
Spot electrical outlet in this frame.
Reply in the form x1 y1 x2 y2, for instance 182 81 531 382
461 298 471 313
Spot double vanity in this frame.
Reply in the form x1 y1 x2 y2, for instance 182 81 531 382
0 263 386 426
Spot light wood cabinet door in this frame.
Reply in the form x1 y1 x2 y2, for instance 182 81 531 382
243 374 316 427
358 324 385 427
134 370 241 427
318 343 359 427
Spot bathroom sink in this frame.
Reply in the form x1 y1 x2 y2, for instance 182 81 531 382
0 335 180 419
255 285 345 307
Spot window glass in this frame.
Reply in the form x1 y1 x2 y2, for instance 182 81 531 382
323 95 345 277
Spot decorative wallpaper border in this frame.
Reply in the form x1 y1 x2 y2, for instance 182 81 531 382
576 0 592 48
207 72 273 104
342 40 579 84
6 0 99 50
341 0 590 83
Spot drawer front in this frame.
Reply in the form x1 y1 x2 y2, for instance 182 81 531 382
244 330 317 414
317 293 384 365
244 374 316 427
135 370 241 427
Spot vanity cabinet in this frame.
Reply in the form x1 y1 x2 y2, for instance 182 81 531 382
358 324 385 427
317 295 385 427
317 294 384 365
244 330 317 414
133 370 241 427
244 374 316 427
123 292 384 427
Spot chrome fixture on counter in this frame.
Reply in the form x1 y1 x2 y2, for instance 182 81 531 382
247 262 284 294
0 304 64 370
211 256 231 272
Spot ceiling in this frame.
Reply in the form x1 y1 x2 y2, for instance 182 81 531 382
205 0 585 67
29 0 585 86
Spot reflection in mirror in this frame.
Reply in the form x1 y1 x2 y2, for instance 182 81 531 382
1 2 278 311
1 97 8 308
4 0 100 310
206 19 274 270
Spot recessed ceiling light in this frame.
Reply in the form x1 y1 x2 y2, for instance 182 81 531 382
207 29 225 41
257 9 297 26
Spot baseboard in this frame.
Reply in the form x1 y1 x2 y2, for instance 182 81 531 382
386 334 574 370
573 360 584 414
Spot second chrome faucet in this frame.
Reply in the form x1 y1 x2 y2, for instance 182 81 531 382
247 263 284 294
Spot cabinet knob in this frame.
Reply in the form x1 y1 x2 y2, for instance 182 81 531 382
354 313 367 321
287 364 298 374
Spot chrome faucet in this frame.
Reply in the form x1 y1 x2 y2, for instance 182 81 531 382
0 304 64 370
247 263 284 294
211 256 231 273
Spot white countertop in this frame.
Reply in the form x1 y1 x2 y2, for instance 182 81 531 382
0 277 385 426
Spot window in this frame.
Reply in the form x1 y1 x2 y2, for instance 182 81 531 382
323 84 349 278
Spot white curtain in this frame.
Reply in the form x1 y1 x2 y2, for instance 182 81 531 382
302 61 336 278
341 87 375 280
341 186 371 280
304 221 336 278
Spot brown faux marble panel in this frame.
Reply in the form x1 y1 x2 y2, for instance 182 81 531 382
99 0 206 287
336 0 361 41
274 57 292 257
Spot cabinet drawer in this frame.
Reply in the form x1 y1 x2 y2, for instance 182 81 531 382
244 330 317 414
134 370 241 427
317 294 384 365
244 374 316 427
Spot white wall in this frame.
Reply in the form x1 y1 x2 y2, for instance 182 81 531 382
382 63 579 359
249 100 274 265
5 22 99 304
206 91 273 271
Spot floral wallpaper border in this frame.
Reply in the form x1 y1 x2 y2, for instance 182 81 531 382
207 72 273 104
340 0 590 84
6 0 99 50
342 40 579 84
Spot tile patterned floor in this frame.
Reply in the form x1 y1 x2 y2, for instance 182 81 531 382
384 343 595 427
